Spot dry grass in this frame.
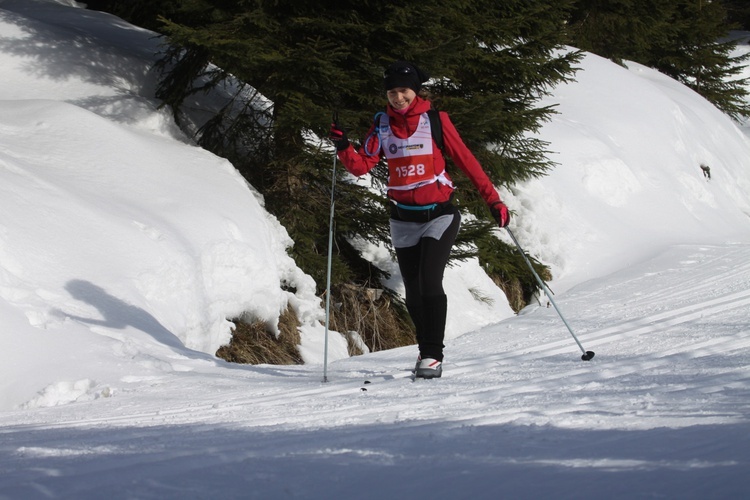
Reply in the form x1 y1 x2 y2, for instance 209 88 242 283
328 283 414 354
494 265 553 312
216 307 303 365
217 285 417 365
496 276 526 312
215 271 549 365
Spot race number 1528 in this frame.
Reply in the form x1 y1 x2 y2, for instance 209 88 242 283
395 164 426 178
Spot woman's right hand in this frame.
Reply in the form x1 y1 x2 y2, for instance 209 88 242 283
329 117 350 151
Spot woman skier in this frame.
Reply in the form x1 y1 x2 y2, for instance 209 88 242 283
329 60 510 378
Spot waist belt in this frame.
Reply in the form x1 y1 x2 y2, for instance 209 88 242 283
394 202 438 211
391 201 453 223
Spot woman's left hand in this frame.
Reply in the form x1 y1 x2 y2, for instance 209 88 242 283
490 201 511 228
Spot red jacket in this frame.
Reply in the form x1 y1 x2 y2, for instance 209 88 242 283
338 96 501 208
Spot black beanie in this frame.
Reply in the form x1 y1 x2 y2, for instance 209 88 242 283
383 61 429 93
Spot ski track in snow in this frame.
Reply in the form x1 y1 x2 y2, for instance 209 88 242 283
6 247 750 431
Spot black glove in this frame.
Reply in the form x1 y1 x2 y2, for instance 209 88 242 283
329 116 350 151
490 201 510 228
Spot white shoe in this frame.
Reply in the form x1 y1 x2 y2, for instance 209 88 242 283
415 357 442 379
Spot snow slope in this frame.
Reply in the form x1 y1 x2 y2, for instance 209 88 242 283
503 51 750 292
1 1 750 499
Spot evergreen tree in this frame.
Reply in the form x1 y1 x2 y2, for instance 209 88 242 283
568 0 675 64
84 0 182 31
569 0 750 119
87 0 581 350
648 0 750 120
720 0 750 30
153 0 395 293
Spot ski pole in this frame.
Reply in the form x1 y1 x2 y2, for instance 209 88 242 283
505 228 595 361
323 114 339 382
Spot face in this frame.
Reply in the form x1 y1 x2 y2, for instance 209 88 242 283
387 87 416 110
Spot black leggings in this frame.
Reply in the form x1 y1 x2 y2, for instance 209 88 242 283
393 211 461 359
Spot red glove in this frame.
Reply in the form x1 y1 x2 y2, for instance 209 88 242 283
490 201 510 228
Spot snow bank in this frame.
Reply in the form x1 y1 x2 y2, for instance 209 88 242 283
0 0 351 410
503 51 750 292
2 98 288 351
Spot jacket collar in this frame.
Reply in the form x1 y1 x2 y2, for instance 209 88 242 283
387 96 431 119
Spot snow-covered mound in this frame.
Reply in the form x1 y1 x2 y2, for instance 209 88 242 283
0 0 350 409
503 51 750 292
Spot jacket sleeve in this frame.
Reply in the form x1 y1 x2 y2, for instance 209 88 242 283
336 127 383 177
440 112 501 207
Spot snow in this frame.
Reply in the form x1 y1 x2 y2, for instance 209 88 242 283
1 1 750 498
